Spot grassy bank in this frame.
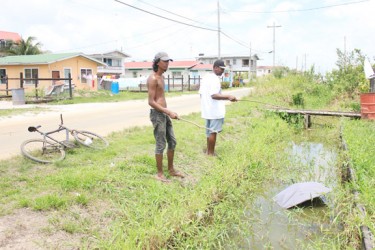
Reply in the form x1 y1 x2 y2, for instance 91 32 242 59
0 74 373 249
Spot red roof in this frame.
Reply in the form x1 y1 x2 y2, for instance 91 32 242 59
125 61 152 69
191 63 212 70
125 60 212 70
0 31 21 41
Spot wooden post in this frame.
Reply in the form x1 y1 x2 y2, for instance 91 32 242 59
68 73 73 99
188 75 191 91
181 75 184 92
34 73 39 100
304 114 311 129
5 76 9 96
370 78 375 93
19 72 23 88
167 75 170 92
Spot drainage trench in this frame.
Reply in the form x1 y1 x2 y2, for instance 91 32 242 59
235 139 340 249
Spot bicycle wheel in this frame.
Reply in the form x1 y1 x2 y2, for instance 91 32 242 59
73 130 109 149
21 139 65 164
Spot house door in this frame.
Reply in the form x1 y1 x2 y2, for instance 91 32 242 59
52 71 60 84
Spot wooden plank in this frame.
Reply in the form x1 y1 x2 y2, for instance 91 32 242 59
268 108 361 118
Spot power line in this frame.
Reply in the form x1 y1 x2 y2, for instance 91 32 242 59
114 0 217 32
136 0 216 29
225 0 369 13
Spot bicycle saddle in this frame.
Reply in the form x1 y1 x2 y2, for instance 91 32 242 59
28 126 41 132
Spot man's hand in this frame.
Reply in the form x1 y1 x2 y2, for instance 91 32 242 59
228 95 238 102
168 111 179 119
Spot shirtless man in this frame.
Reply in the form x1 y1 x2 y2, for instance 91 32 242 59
147 52 184 182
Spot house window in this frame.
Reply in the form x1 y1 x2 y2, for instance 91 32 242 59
242 59 249 67
0 40 5 49
104 58 112 66
172 71 182 78
112 59 121 67
0 69 6 84
64 68 71 84
103 58 121 67
24 68 38 85
233 59 237 65
80 68 93 84
132 71 137 78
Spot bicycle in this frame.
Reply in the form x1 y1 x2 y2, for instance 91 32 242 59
20 114 109 163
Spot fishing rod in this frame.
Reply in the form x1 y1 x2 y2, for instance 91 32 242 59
236 99 290 110
178 117 217 133
177 117 226 140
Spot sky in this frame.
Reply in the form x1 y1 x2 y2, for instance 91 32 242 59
1 0 375 74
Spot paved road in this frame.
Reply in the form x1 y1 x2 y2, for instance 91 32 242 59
0 88 253 160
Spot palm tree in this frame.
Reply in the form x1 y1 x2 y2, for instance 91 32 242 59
7 36 43 55
0 39 14 56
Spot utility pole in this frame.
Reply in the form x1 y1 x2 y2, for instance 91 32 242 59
344 36 347 72
217 0 221 59
296 56 298 71
267 22 281 67
249 42 252 82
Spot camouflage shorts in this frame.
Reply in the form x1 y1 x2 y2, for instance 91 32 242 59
150 109 177 154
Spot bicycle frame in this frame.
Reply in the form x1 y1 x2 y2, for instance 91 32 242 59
28 114 75 149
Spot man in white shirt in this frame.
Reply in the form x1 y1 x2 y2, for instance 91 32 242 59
199 59 237 156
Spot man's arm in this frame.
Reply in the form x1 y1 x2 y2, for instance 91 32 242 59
211 93 237 102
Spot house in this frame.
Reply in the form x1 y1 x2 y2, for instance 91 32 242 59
0 52 106 92
196 53 259 79
124 60 213 81
89 50 130 79
256 66 277 77
257 66 273 77
0 31 21 57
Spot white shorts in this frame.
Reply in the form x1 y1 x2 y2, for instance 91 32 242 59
205 118 224 137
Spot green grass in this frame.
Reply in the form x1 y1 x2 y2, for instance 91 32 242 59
0 75 373 249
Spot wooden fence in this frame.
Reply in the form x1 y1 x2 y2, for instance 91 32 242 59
129 75 201 92
0 73 74 101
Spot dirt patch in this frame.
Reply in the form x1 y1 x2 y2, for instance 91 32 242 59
0 199 118 249
0 208 78 249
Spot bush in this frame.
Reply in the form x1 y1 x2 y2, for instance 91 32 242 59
221 81 230 89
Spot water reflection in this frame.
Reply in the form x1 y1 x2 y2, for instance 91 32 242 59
238 142 337 249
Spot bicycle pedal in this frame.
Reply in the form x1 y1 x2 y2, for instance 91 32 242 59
61 141 76 148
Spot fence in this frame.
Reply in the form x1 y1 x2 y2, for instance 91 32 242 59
118 75 202 92
0 73 74 102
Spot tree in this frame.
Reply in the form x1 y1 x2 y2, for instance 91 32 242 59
326 48 368 95
7 36 43 55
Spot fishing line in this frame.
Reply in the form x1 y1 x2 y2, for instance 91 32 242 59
177 117 226 140
237 99 291 110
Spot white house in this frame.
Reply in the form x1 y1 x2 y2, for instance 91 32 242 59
196 53 259 78
124 60 212 81
89 50 130 79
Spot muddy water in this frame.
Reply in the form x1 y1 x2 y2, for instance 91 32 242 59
239 141 338 249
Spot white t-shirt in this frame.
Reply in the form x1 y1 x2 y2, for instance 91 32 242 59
199 72 225 119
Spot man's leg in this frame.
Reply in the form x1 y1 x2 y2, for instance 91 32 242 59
155 153 170 182
207 132 217 156
167 149 184 177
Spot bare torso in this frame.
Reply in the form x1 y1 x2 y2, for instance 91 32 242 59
147 73 167 109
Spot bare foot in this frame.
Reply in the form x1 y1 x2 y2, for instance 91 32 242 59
169 170 185 178
154 174 171 183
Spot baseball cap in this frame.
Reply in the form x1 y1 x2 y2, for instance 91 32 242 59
154 52 173 61
213 59 226 69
